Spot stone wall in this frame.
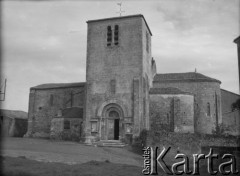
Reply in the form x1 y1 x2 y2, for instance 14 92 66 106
221 89 240 136
50 117 83 141
85 15 153 141
149 94 194 133
26 85 85 138
152 81 222 134
145 130 239 166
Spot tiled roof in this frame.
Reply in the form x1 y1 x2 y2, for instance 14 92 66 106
149 87 192 95
87 14 152 36
62 107 83 119
153 72 221 83
31 82 85 90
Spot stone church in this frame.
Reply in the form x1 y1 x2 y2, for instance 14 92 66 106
25 15 240 143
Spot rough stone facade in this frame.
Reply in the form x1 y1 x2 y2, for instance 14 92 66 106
149 88 194 133
84 15 154 143
152 73 222 134
221 89 240 136
50 118 83 141
50 107 84 141
26 83 85 138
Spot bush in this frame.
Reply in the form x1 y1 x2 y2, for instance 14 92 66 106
131 129 150 155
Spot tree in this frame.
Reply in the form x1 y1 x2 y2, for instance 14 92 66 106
231 98 240 111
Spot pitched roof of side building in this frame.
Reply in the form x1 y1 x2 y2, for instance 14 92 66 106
30 82 86 90
221 89 240 97
149 87 192 95
153 72 221 84
87 14 152 36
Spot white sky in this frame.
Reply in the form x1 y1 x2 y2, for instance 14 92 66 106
1 0 240 112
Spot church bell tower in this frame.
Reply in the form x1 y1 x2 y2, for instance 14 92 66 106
84 14 154 144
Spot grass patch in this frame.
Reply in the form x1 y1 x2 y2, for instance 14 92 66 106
1 156 143 176
2 156 238 176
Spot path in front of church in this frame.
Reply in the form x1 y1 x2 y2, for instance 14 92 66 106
1 137 142 166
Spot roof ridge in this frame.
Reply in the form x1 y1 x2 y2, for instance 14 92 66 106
31 82 86 90
149 87 193 95
221 89 240 96
154 72 221 83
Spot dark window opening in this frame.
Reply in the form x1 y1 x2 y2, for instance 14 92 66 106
114 25 119 45
114 119 119 140
64 120 70 130
107 26 112 46
207 103 211 116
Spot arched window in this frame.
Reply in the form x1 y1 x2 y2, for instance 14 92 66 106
207 103 210 116
107 26 112 46
114 25 119 45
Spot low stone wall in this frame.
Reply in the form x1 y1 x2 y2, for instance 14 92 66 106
144 130 239 165
222 111 240 136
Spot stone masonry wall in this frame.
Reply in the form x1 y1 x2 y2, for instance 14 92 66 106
85 16 152 140
27 86 85 138
142 18 153 130
153 81 221 134
146 130 239 166
221 89 240 136
50 117 83 141
149 94 194 133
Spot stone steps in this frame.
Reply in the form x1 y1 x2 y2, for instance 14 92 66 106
93 140 126 147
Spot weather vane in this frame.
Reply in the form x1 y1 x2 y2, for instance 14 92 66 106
116 2 125 16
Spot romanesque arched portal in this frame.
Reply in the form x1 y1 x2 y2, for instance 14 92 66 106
100 103 124 140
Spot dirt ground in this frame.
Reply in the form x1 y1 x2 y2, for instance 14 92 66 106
1 137 143 166
1 137 239 176
1 156 143 176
